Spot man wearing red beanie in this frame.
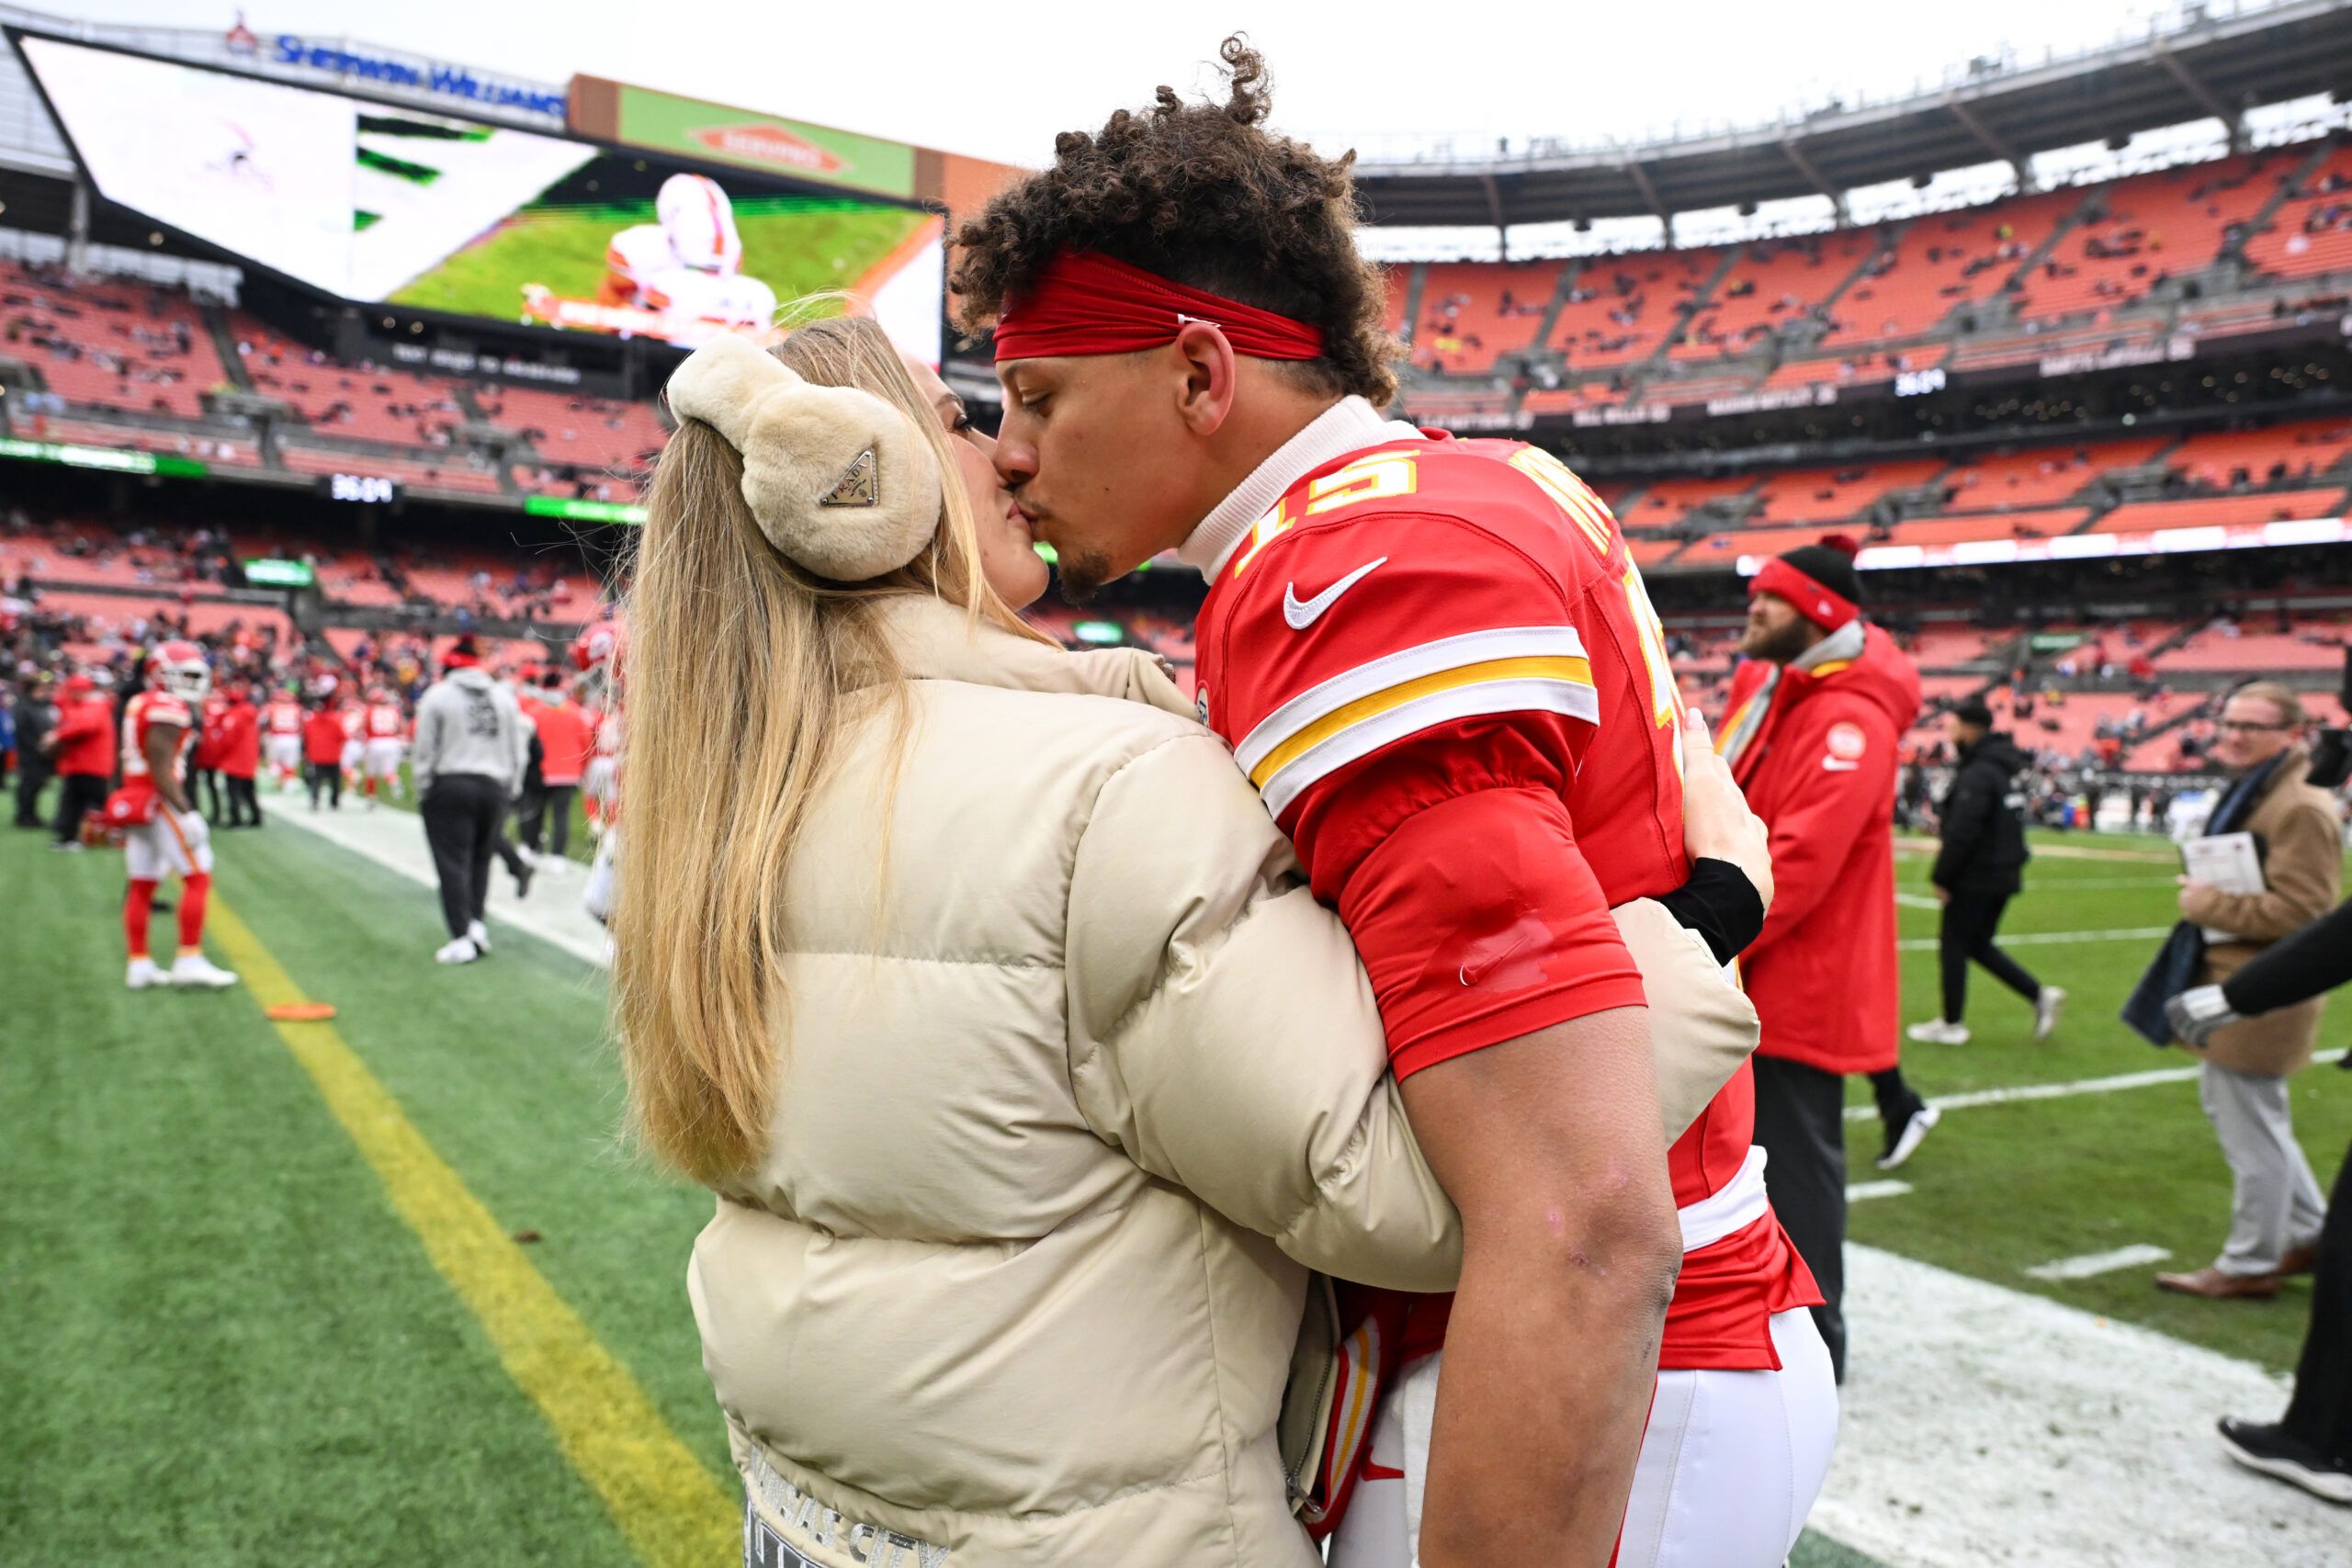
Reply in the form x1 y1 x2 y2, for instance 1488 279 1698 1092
1717 536 1923 1382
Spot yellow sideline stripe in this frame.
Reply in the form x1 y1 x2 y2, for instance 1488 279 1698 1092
206 899 738 1568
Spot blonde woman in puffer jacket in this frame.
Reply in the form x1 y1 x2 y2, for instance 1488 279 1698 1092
615 320 1758 1568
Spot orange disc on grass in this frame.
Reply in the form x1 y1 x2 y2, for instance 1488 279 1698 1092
265 1002 337 1021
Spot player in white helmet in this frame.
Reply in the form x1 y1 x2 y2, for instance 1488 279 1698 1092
112 641 239 988
598 173 775 337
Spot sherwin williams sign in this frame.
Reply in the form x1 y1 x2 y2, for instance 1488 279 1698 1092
573 78 915 199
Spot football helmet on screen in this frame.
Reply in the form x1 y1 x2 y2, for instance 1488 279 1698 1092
146 640 211 703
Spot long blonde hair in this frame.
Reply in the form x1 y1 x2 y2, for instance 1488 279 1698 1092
615 314 1038 1185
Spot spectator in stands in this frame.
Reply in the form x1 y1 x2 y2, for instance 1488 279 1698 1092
2173 896 2352 1502
1719 536 1923 1377
1909 700 2064 1048
44 672 115 850
2157 682 2342 1300
300 699 346 811
411 637 527 965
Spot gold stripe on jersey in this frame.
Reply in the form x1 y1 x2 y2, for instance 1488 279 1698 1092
1232 626 1599 818
1509 447 1618 560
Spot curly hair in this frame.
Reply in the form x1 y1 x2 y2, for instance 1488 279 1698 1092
951 37 1399 406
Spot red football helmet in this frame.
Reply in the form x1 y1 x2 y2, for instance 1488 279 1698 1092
146 640 211 703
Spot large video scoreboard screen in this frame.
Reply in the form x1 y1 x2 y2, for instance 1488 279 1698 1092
12 33 944 359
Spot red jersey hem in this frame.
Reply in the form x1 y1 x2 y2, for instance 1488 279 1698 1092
1389 975 1651 1080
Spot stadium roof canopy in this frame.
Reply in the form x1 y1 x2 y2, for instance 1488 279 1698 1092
1351 0 2352 230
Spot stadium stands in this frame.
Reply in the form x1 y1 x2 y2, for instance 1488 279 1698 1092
1747 458 1946 525
2011 150 2297 323
1939 440 2166 512
2088 490 2345 535
472 383 669 477
1409 259 1566 375
276 440 507 497
0 260 228 421
2163 417 2352 489
1820 190 2084 349
1670 231 1880 363
2242 142 2352 282
1550 248 1720 372
1599 419 2352 565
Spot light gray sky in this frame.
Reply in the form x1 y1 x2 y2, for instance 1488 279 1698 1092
51 0 2217 166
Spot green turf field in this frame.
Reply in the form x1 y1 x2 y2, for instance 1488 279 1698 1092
9 807 2345 1565
0 816 722 1563
1856 829 2352 1374
388 197 927 326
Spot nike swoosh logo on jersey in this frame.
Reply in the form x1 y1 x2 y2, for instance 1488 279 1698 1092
1283 557 1388 630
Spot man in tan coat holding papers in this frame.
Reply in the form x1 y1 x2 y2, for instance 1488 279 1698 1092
2160 682 2342 1300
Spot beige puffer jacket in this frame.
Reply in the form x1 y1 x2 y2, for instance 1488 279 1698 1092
691 594 1751 1568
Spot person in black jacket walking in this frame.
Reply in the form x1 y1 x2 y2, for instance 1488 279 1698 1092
1910 700 2065 1045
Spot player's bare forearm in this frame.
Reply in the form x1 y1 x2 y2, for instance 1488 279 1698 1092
148 726 192 815
1399 1006 1679 1568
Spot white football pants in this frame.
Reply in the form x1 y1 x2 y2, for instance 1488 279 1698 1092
1327 1308 1838 1568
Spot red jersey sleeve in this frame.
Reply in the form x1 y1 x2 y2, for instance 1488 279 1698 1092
1206 507 1646 1078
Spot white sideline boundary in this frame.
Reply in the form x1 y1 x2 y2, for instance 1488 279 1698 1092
257 790 610 967
1816 1245 2343 1567
1842 1049 2349 1122
1896 925 2173 951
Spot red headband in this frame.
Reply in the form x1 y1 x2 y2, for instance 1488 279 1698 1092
992 250 1327 362
1752 558 1860 633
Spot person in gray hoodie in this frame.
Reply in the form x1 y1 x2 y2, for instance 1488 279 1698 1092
410 637 530 964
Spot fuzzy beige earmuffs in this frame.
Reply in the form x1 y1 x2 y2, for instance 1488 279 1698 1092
664 333 944 581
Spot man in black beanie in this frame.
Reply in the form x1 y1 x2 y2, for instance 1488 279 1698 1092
1715 536 1925 1378
1911 698 2061 1046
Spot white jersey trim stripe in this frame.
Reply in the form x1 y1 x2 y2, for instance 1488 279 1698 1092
1234 625 1590 777
1257 676 1600 818
1677 1145 1770 1254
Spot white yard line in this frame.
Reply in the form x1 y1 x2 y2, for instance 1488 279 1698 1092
1841 1050 2347 1122
1847 1179 1913 1202
2024 1244 2173 1281
1894 836 2177 863
258 790 610 968
1895 926 2174 951
1815 1245 2341 1568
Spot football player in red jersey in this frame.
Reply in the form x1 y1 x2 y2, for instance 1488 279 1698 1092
263 688 304 789
957 45 1836 1568
360 688 408 804
117 642 239 989
955 41 1827 1568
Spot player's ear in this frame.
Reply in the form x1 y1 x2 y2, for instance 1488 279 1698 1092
1170 321 1238 438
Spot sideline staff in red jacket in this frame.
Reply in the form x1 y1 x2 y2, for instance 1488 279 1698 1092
1717 536 1922 1379
44 672 117 848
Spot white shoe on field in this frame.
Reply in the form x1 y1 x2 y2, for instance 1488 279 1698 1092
435 937 480 964
126 957 167 989
170 953 241 988
467 919 491 953
2034 986 2068 1043
1906 1018 1971 1045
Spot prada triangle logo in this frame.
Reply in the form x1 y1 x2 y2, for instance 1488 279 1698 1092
820 448 879 508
